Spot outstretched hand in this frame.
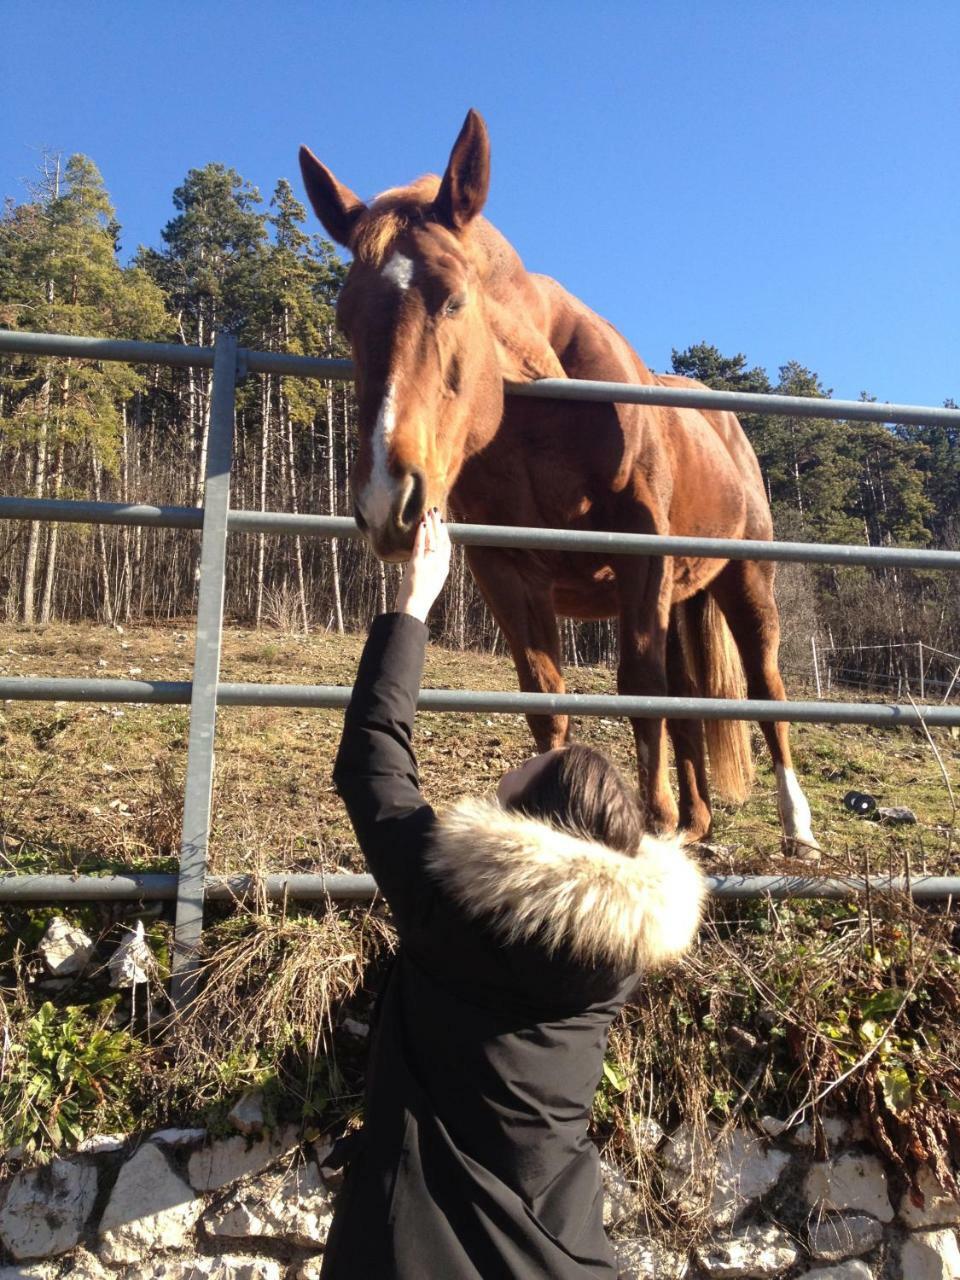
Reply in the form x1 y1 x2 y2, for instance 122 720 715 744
394 508 452 622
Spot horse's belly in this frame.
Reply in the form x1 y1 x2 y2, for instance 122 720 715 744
553 567 618 619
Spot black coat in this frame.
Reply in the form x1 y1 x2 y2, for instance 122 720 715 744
322 614 704 1279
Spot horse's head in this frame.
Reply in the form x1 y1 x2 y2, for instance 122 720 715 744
299 110 506 561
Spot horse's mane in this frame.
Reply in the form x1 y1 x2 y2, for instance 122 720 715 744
351 175 442 266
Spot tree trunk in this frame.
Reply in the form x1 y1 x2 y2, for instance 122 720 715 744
326 382 344 633
91 451 115 625
20 369 52 624
255 371 271 627
39 432 65 624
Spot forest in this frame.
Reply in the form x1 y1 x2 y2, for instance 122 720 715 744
2 153 958 695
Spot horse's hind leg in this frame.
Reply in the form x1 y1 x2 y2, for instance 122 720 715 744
465 548 569 752
666 608 712 842
709 559 820 854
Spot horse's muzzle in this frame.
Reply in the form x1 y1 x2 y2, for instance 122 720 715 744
355 466 427 562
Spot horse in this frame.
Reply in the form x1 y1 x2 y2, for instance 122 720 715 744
299 109 819 854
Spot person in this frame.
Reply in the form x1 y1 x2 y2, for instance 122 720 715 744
322 508 706 1280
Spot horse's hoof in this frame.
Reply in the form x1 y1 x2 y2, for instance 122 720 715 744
781 835 823 862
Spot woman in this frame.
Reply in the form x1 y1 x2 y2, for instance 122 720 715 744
322 509 706 1279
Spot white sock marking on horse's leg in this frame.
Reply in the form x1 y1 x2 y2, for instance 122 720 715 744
776 764 817 846
381 252 414 291
359 383 398 530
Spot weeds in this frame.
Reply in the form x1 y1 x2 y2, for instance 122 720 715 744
1 621 958 1203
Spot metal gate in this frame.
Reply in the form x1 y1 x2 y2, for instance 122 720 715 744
2 328 959 1000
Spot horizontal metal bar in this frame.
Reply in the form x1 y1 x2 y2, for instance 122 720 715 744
242 349 354 380
0 872 377 903
711 875 959 901
0 329 352 380
0 497 205 529
506 377 960 429
1 871 957 903
3 329 959 428
3 497 960 571
0 329 215 370
3 676 960 725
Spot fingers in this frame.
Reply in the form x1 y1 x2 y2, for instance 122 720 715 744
411 516 427 560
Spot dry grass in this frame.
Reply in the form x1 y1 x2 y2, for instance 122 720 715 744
2 619 958 881
2 620 959 1190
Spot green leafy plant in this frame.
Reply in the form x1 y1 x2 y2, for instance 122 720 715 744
1 1000 144 1154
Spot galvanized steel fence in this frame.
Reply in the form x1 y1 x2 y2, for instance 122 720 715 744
2 328 959 1000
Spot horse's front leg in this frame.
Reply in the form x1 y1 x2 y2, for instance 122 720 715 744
616 556 678 835
465 548 569 751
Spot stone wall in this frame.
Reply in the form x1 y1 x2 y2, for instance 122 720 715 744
2 1106 959 1280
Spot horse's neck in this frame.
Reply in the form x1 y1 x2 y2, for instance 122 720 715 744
475 219 550 318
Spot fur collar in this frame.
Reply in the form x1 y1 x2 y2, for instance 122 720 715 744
426 797 706 977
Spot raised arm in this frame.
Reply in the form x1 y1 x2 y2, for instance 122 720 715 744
333 511 452 927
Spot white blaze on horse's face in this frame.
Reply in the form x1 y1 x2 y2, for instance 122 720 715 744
381 252 414 291
358 382 399 536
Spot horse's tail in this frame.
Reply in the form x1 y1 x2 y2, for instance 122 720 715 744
675 593 754 804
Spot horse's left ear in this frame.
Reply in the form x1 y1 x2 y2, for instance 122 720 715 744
433 109 490 231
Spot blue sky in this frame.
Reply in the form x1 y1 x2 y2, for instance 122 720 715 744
2 0 958 407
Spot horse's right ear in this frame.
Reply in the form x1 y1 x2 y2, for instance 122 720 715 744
298 147 366 247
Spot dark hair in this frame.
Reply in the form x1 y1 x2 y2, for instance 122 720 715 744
504 744 644 856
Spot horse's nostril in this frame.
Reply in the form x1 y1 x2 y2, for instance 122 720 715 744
353 504 368 533
398 469 426 532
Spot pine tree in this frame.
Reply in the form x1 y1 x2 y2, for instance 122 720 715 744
0 154 168 621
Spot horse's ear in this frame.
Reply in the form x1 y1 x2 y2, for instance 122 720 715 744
433 109 490 231
298 146 366 247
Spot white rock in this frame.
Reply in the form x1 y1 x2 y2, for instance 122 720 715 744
38 917 94 976
162 1259 282 1280
630 1115 665 1153
187 1125 301 1190
899 1166 960 1228
227 1090 266 1135
808 1212 883 1261
98 1142 203 1264
205 1162 334 1248
789 1116 849 1149
799 1263 873 1280
613 1235 688 1279
899 1228 960 1280
61 1248 111 1279
150 1128 208 1147
0 1267 57 1280
75 1134 126 1154
0 1158 98 1259
805 1155 893 1223
601 1159 636 1227
296 1261 324 1280
696 1223 799 1276
310 1137 334 1168
662 1124 791 1226
759 1115 789 1138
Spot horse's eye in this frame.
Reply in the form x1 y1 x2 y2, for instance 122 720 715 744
443 294 467 318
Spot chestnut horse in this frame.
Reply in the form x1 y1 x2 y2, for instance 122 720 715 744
299 110 819 853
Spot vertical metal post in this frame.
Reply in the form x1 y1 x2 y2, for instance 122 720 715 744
171 334 238 1007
